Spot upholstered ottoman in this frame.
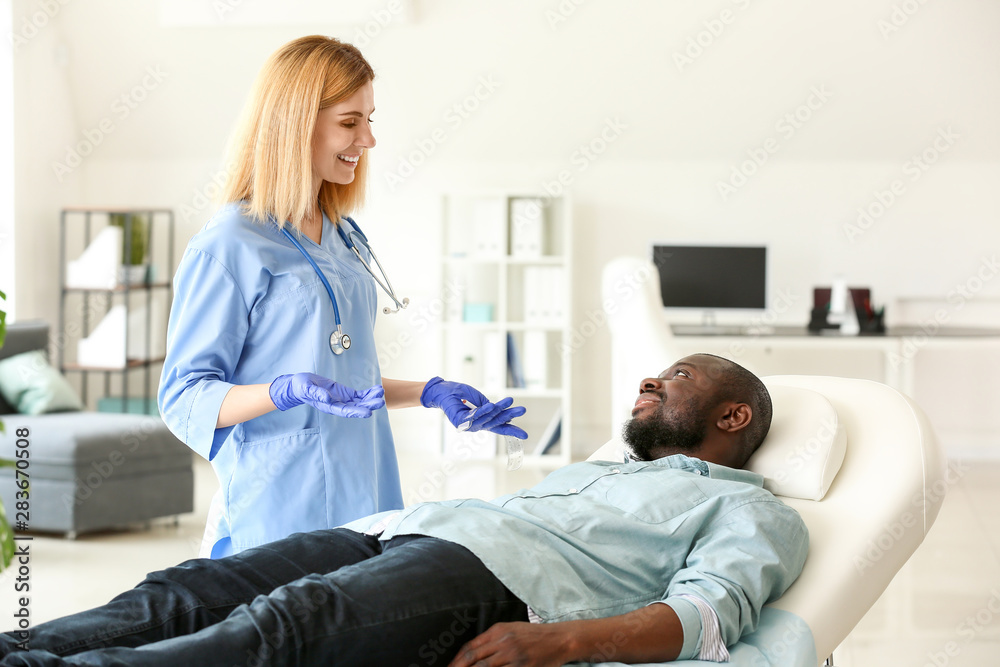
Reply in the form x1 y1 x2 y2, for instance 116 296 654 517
0 321 194 537
0 413 193 537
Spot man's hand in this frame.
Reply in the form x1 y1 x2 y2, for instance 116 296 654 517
447 621 571 667
447 604 684 667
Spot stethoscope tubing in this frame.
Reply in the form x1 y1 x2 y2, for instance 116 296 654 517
281 227 344 328
343 229 408 313
279 216 408 354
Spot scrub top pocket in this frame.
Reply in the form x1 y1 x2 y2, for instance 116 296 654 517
227 428 327 550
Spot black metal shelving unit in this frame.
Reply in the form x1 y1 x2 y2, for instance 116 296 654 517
58 208 175 414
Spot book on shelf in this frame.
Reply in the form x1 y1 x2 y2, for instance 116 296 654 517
506 332 525 389
65 226 121 290
548 266 564 323
76 302 165 368
482 330 506 392
522 330 547 390
523 266 565 325
509 198 545 257
523 266 539 322
532 406 562 456
471 197 506 258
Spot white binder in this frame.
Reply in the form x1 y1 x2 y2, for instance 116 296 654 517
509 198 544 257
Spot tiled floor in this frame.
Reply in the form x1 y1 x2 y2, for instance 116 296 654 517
1 454 998 665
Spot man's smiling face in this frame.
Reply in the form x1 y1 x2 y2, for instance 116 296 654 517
622 355 724 462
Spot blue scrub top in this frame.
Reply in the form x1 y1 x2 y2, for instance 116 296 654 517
158 203 404 556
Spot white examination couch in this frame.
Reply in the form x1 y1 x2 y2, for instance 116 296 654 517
584 257 947 666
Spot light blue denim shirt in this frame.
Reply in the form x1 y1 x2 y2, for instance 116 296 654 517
347 454 808 661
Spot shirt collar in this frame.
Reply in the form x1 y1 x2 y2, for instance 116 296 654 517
644 453 764 487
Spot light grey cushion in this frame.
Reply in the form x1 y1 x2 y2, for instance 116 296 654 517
0 320 49 415
0 350 84 414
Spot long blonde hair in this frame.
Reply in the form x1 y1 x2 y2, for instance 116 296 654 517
221 36 373 230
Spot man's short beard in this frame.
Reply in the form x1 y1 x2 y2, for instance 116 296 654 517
621 396 709 462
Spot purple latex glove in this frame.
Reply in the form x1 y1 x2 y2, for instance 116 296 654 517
420 377 528 439
269 373 384 417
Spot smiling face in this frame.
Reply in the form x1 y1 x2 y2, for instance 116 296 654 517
622 354 729 462
311 80 376 189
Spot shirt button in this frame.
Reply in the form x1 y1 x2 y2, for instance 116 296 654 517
610 468 620 474
569 488 578 493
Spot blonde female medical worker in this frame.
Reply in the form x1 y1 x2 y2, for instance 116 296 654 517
158 36 526 559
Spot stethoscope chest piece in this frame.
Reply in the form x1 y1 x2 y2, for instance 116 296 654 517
330 330 351 355
281 217 407 357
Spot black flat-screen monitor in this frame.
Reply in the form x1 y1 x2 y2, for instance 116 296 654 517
652 244 767 311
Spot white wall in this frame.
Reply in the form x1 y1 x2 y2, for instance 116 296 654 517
1 0 14 316
11 0 1000 456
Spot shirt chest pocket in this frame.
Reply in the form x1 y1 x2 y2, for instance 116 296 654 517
603 474 709 524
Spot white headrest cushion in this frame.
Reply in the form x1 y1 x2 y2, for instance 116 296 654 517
745 383 846 501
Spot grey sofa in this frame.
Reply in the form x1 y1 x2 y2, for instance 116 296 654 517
0 321 194 537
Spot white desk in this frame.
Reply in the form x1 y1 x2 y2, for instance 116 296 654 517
670 324 1000 398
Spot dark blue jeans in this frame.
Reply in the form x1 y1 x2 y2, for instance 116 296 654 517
0 529 528 666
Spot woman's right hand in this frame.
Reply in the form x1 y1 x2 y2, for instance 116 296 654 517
269 373 385 417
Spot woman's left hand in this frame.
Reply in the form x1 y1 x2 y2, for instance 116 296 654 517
421 377 528 439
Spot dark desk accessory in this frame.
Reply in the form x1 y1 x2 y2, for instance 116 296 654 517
808 306 841 333
808 287 886 335
858 305 886 334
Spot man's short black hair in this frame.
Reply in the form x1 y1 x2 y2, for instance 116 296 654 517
699 354 773 467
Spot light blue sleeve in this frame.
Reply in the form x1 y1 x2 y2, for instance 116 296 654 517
158 247 250 461
583 608 816 666
659 598 703 661
663 500 809 661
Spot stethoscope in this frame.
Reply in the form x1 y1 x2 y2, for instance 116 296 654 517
280 216 409 355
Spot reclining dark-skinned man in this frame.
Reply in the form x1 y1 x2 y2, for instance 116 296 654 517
1 353 808 667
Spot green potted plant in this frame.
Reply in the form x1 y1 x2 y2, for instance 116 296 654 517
0 289 16 568
109 212 149 285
